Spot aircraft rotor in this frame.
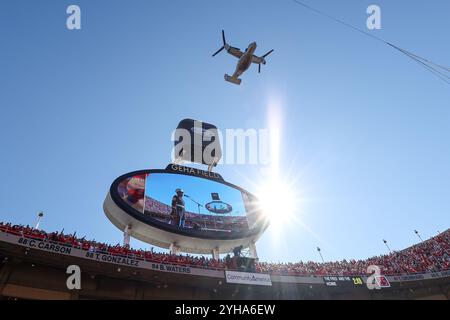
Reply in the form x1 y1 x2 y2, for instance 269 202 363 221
212 30 227 57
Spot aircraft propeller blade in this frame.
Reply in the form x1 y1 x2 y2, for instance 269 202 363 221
258 64 261 73
262 49 274 58
222 30 226 45
212 46 225 57
212 30 229 57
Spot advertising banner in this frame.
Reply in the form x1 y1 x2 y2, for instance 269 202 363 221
0 231 223 278
225 271 272 286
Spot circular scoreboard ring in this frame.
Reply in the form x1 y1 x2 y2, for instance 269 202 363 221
103 164 271 254
205 201 233 214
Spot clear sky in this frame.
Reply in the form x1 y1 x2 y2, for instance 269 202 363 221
0 0 449 263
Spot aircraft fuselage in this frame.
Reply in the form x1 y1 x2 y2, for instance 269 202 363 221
233 42 257 78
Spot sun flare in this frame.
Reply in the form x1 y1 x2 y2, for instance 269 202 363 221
256 177 299 231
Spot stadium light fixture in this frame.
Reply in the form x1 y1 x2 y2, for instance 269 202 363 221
383 239 392 253
34 211 44 230
414 230 424 242
316 247 325 263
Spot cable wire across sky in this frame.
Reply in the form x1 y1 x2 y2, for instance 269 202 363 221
291 0 450 84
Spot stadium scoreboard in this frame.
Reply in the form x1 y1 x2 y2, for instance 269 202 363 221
323 276 365 287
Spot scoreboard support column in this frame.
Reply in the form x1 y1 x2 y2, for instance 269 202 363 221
212 247 220 260
169 242 180 255
249 241 258 259
123 225 131 248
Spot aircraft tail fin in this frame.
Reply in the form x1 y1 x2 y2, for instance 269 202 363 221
224 74 241 85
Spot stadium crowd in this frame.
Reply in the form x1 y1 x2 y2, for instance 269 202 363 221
0 221 448 276
258 231 449 276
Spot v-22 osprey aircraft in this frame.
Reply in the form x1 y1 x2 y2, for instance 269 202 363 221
212 30 274 85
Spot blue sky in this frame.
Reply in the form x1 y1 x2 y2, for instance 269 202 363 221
0 0 449 263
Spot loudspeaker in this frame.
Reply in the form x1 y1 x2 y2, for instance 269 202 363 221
174 119 222 167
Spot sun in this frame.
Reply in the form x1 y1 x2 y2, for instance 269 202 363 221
256 176 298 231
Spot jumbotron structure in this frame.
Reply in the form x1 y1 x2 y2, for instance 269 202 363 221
103 164 270 259
103 119 270 261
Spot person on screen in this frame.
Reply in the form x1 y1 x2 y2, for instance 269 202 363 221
171 188 186 228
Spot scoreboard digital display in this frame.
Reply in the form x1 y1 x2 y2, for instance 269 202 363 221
323 276 365 287
109 164 269 240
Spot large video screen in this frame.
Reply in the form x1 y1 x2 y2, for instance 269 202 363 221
116 172 262 234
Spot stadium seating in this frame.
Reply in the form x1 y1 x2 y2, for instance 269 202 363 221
0 221 448 276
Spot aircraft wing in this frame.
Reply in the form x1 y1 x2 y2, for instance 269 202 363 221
227 46 244 58
251 55 264 64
